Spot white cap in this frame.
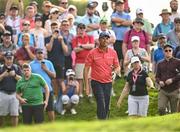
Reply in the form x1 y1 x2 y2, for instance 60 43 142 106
71 95 79 104
131 36 140 42
68 5 77 10
131 56 140 64
50 7 59 14
136 8 143 14
62 95 70 104
66 69 75 76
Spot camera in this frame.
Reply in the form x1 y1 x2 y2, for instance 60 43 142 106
53 29 59 34
41 61 45 64
6 67 12 72
69 76 74 81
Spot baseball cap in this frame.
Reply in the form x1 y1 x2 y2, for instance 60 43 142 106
136 8 143 14
68 5 77 11
163 44 173 49
10 5 19 10
35 16 42 21
0 13 5 18
99 32 110 39
174 17 180 23
115 0 124 5
133 18 144 25
158 33 166 39
35 48 43 53
77 23 86 29
29 1 38 6
131 36 140 42
4 51 13 58
50 7 59 14
66 69 75 76
3 30 11 36
100 17 108 24
131 56 140 64
87 2 96 8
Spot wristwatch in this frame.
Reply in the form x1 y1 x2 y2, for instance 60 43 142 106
79 45 83 48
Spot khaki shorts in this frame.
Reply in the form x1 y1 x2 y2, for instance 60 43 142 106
0 92 19 116
75 63 91 79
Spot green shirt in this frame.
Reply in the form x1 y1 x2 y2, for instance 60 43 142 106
16 73 46 106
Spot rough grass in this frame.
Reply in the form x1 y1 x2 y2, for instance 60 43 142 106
2 114 180 132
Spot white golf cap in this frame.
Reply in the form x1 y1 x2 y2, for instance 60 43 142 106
136 8 144 14
131 36 140 42
50 7 59 14
131 56 140 64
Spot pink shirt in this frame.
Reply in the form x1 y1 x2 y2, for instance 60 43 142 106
85 48 120 83
123 29 149 50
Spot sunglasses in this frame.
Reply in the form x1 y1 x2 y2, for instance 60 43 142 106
23 24 30 26
175 21 180 24
52 12 59 14
62 24 69 26
165 49 172 52
37 52 43 54
61 2 68 4
79 27 85 29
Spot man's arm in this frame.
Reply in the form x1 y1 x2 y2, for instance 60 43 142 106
43 84 49 110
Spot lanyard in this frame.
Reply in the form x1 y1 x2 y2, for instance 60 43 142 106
132 68 142 84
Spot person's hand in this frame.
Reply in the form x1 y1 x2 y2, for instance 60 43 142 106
117 101 121 108
44 100 48 111
165 78 173 85
52 32 58 39
3 70 9 77
85 86 90 96
20 98 27 104
112 72 116 80
41 62 48 71
24 45 30 50
58 35 63 42
159 81 165 87
8 70 16 77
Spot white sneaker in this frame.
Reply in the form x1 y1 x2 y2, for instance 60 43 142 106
70 108 77 115
61 109 66 115
79 94 83 98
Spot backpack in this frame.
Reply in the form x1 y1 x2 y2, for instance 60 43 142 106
127 29 147 43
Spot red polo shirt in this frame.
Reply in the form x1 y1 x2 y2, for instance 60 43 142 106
72 34 94 63
85 48 120 83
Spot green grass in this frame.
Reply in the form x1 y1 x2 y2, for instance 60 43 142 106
2 77 178 132
2 114 180 132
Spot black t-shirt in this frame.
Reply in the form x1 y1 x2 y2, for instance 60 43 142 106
42 13 49 28
127 69 148 96
0 64 22 92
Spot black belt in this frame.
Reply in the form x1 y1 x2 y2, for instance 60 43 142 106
0 91 15 95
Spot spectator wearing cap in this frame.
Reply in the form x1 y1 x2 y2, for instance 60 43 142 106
152 9 174 42
111 0 132 68
0 31 17 63
29 1 41 17
58 0 69 22
156 44 180 115
169 0 180 22
61 69 80 115
0 51 22 126
136 8 153 37
93 17 116 49
30 48 56 121
45 7 60 36
84 32 120 119
30 16 48 58
5 1 23 43
122 18 150 58
81 1 100 36
16 63 49 124
45 21 68 98
167 17 180 49
0 13 13 43
15 33 35 66
41 1 52 28
72 23 94 102
59 19 74 73
20 6 36 30
17 20 36 47
68 5 82 26
117 56 154 117
123 35 150 76
152 33 167 73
